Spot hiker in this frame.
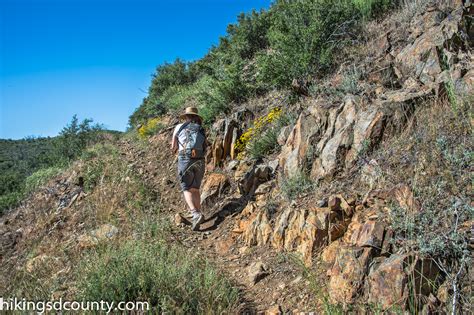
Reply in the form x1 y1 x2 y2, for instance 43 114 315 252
171 107 207 231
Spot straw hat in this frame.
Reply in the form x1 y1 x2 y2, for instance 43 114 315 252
179 107 202 120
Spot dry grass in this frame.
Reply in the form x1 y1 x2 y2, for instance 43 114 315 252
369 95 473 313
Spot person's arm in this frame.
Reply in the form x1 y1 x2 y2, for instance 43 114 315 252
171 127 178 154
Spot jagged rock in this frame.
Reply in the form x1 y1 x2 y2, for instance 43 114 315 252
200 173 230 208
277 125 291 145
328 246 373 304
279 110 321 178
349 219 385 248
242 205 273 247
238 164 272 196
217 198 244 218
395 4 463 84
279 95 390 182
226 160 239 171
273 207 330 265
366 254 409 310
211 135 224 169
328 194 354 216
312 96 357 179
248 261 269 285
235 160 254 181
321 239 343 267
232 108 254 126
267 159 279 174
223 119 238 159
255 180 275 196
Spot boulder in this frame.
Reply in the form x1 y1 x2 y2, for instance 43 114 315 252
328 246 373 304
366 255 409 310
200 173 230 208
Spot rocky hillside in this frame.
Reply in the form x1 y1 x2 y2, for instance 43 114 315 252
1 0 473 313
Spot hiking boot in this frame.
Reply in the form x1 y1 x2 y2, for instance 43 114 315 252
191 212 205 231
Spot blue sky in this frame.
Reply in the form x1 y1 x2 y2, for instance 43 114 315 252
0 0 271 139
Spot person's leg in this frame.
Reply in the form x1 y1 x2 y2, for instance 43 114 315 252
183 190 197 212
189 188 201 211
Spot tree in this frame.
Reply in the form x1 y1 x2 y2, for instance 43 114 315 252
54 115 103 161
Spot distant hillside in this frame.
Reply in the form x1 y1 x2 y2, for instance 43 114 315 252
0 116 120 214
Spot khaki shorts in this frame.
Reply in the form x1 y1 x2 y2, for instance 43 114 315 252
177 157 205 191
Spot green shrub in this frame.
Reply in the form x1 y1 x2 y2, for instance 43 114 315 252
159 84 194 111
129 0 394 127
24 166 63 194
352 0 391 19
281 171 315 200
0 191 23 215
77 240 239 314
256 0 359 89
54 115 104 162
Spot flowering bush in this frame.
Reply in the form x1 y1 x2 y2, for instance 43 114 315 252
235 107 283 159
138 117 162 138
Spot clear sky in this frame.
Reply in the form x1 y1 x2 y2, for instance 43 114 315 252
0 0 271 140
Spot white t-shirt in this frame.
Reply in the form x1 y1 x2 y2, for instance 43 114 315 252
172 123 187 151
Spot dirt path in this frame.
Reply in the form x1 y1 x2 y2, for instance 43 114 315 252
118 134 319 313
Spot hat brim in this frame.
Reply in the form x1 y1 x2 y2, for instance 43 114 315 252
179 112 202 120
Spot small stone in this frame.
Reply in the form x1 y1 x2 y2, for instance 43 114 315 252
317 198 328 207
291 276 302 285
248 261 269 285
174 213 184 226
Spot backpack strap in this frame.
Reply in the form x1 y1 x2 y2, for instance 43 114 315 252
175 121 191 148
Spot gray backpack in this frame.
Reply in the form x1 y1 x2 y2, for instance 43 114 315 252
177 122 207 159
